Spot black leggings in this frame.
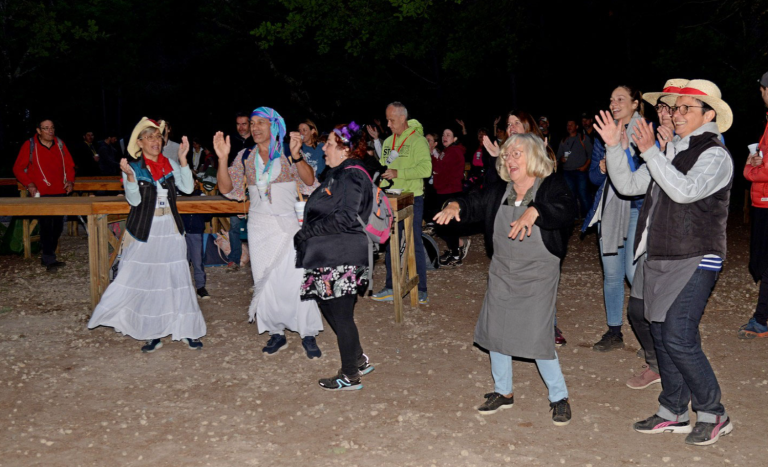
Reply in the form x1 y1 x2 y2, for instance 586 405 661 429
753 268 768 326
627 297 658 373
318 295 363 377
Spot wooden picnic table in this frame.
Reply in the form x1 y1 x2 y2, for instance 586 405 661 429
15 177 124 193
0 196 248 308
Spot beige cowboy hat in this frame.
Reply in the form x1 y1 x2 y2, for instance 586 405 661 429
127 117 166 159
643 79 689 106
659 79 733 133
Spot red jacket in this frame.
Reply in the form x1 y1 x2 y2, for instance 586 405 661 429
13 135 76 195
745 120 768 208
432 143 466 194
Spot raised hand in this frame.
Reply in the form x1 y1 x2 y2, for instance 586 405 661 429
593 110 621 147
178 136 190 166
656 125 674 152
433 202 461 225
213 131 231 161
289 131 303 160
482 135 500 158
120 159 135 183
494 116 501 126
367 124 379 139
629 120 656 154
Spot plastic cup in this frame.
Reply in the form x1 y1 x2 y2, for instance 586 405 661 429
256 180 268 198
294 201 306 225
748 143 759 155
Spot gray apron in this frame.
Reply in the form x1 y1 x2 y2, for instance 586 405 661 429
474 181 560 360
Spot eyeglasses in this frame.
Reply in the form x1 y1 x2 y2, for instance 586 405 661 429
669 105 705 116
40 126 55 131
139 134 163 142
654 103 671 114
501 150 524 160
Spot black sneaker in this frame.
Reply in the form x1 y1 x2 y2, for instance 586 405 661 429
318 370 363 391
46 261 66 272
549 398 571 426
685 417 733 446
592 331 625 352
438 250 454 265
141 339 163 353
181 338 203 350
477 392 514 415
633 414 692 434
358 353 375 376
302 336 322 359
262 334 287 355
196 287 210 299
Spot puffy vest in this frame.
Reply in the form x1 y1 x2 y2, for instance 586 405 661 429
635 132 732 261
125 159 185 242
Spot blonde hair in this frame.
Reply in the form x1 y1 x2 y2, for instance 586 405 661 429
496 133 554 181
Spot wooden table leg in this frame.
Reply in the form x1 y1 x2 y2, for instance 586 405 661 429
22 218 32 259
97 215 110 298
404 211 419 308
391 213 403 324
88 215 100 308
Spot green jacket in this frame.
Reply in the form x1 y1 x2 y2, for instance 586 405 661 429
379 119 432 197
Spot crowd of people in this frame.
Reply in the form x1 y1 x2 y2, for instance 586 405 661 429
13 71 768 447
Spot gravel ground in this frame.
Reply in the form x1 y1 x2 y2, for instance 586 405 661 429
0 217 766 467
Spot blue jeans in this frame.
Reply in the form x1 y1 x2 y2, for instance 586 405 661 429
490 351 568 402
563 170 590 218
598 207 639 327
228 215 243 265
385 195 427 293
185 233 206 288
651 268 725 424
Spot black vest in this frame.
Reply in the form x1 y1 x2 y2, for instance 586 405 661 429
125 158 185 242
634 132 732 261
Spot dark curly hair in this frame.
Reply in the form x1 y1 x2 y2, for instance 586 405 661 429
332 123 367 160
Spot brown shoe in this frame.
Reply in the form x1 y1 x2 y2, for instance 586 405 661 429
626 365 661 390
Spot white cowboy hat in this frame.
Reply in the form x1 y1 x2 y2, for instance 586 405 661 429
127 117 166 159
642 79 689 106
661 79 733 133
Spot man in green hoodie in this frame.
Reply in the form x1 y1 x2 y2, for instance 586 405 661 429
372 102 432 304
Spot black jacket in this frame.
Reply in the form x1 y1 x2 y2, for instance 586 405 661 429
450 171 576 258
294 158 374 269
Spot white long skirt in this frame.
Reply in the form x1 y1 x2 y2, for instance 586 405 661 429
88 214 207 341
247 182 322 338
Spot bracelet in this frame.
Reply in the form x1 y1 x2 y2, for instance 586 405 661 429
291 154 304 163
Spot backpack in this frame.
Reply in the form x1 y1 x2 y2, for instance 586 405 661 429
344 165 394 290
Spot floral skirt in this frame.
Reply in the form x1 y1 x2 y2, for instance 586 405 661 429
301 265 369 301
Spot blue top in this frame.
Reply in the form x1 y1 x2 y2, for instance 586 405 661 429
301 143 326 176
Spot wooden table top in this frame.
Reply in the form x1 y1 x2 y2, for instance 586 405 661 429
0 195 248 216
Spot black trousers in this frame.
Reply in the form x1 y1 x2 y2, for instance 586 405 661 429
318 294 363 377
627 297 658 373
753 268 768 326
39 194 66 265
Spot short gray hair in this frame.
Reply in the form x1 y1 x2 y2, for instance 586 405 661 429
388 102 408 118
496 133 554 181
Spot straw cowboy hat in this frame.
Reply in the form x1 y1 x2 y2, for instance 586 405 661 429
127 117 166 159
643 79 689 106
654 79 733 133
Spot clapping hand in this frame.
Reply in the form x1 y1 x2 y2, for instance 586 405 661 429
483 135 500 157
629 120 656 154
213 132 231 162
178 136 190 166
593 111 621 147
656 125 674 152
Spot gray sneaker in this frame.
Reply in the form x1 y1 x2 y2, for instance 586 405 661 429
459 238 472 260
371 288 394 302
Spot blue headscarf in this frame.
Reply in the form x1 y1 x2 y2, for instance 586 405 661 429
250 106 286 174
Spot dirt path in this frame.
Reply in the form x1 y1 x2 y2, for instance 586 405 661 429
0 219 765 466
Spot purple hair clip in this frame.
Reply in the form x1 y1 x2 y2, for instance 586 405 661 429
333 121 359 144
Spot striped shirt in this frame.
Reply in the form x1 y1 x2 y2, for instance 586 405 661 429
698 254 723 271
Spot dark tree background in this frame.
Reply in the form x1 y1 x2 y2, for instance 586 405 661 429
2 0 768 206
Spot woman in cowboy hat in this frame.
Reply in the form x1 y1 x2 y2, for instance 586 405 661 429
88 118 207 353
213 107 323 359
